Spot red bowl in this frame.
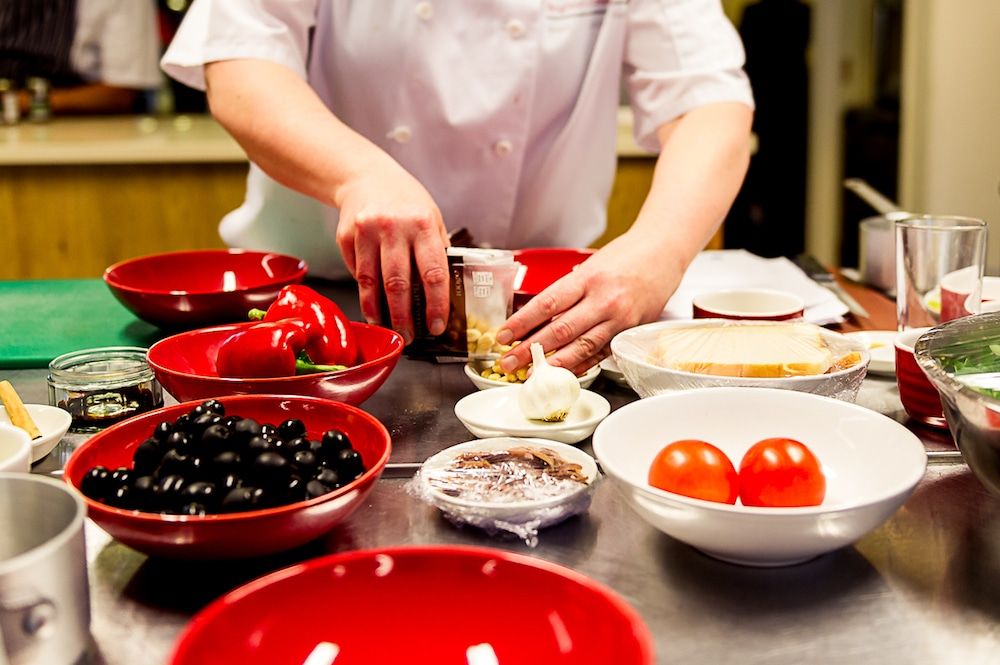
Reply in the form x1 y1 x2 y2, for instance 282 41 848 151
895 328 946 428
147 322 403 405
104 249 308 328
169 545 654 664
512 248 594 309
63 394 391 559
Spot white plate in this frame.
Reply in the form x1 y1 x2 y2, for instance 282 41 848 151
463 362 600 391
0 404 72 463
417 437 599 529
598 356 631 388
454 386 611 445
844 330 897 375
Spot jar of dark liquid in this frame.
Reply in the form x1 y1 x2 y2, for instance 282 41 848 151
47 347 163 432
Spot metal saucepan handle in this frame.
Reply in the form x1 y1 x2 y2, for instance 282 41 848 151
843 178 906 217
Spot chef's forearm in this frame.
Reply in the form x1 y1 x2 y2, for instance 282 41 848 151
627 102 753 277
204 59 395 209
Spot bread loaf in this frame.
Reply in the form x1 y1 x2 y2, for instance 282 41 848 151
651 323 835 378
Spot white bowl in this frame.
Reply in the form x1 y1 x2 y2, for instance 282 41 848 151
0 404 72 463
610 320 870 402
416 437 599 533
454 386 611 445
0 423 32 472
592 387 926 567
463 362 600 391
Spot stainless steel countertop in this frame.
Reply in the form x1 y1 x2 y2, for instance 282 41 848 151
9 281 1000 664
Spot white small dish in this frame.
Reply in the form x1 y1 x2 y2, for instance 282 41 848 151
0 404 73 463
417 437 599 531
0 423 32 472
844 330 897 376
454 386 611 445
599 356 631 388
463 362 600 391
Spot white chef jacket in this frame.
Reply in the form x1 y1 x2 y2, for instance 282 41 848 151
162 0 753 279
72 0 162 89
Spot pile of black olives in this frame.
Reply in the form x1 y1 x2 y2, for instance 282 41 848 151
80 400 367 515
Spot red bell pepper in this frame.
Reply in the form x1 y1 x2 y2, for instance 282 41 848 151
216 320 314 379
251 285 358 367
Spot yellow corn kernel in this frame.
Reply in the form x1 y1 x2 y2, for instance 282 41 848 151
466 329 482 344
516 367 529 381
487 373 503 381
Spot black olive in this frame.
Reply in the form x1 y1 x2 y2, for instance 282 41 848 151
80 466 112 500
200 424 232 450
305 479 332 500
285 476 307 503
211 450 241 475
218 473 241 492
181 481 218 510
152 421 173 442
222 415 243 429
180 503 207 516
285 437 309 455
201 399 225 416
156 449 193 479
335 448 365 479
190 412 222 439
307 439 324 458
232 418 262 443
157 474 188 509
108 484 134 509
314 467 341 489
132 438 162 476
292 450 319 476
247 436 275 456
278 419 306 441
173 413 192 433
188 404 209 419
220 487 255 513
259 423 278 439
322 429 351 455
166 431 191 454
131 475 157 511
110 467 133 487
251 452 291 489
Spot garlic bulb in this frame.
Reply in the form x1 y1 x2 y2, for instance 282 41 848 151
518 343 580 422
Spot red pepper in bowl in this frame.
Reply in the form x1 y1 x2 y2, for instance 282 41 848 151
250 286 358 367
216 320 313 378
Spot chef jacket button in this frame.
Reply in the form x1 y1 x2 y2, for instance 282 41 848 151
494 139 513 156
505 18 526 38
388 126 413 143
415 2 433 20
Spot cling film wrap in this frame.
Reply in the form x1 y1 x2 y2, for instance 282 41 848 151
408 442 598 547
612 320 870 402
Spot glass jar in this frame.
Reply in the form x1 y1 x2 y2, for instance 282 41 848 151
47 347 163 432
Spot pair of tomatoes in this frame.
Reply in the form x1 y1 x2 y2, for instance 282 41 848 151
647 438 825 507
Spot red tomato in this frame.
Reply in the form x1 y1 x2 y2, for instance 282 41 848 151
648 439 739 504
739 438 826 507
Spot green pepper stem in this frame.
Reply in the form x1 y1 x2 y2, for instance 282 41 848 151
295 359 347 375
248 308 267 321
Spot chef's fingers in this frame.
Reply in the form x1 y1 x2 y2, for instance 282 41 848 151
565 344 611 377
497 276 585 371
335 219 358 278
353 218 384 327
412 223 450 337
549 323 615 374
380 232 415 345
514 305 611 372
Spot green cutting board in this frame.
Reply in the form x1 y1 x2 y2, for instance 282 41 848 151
0 279 164 369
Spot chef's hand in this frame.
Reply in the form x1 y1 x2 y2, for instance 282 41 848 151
495 235 682 374
334 160 451 344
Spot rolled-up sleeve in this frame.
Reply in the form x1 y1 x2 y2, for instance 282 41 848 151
161 0 317 91
625 0 754 152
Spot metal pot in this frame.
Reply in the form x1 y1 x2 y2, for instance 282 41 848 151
845 179 912 293
0 473 89 665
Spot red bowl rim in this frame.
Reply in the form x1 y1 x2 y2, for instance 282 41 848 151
169 544 655 664
145 322 404 385
511 247 596 296
103 249 308 296
63 394 392 525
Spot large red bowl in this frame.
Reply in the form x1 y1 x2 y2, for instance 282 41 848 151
147 322 403 405
104 249 308 328
513 248 594 309
63 395 391 559
169 545 654 664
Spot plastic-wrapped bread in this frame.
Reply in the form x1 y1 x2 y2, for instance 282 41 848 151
651 322 835 378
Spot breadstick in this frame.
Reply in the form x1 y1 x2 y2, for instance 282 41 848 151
0 381 41 440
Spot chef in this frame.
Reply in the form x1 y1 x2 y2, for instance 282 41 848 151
162 0 753 373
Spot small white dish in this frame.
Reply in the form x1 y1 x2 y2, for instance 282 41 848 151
454 386 611 445
463 361 600 391
0 404 73 463
599 356 631 388
0 423 32 472
416 437 599 532
844 330 897 375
